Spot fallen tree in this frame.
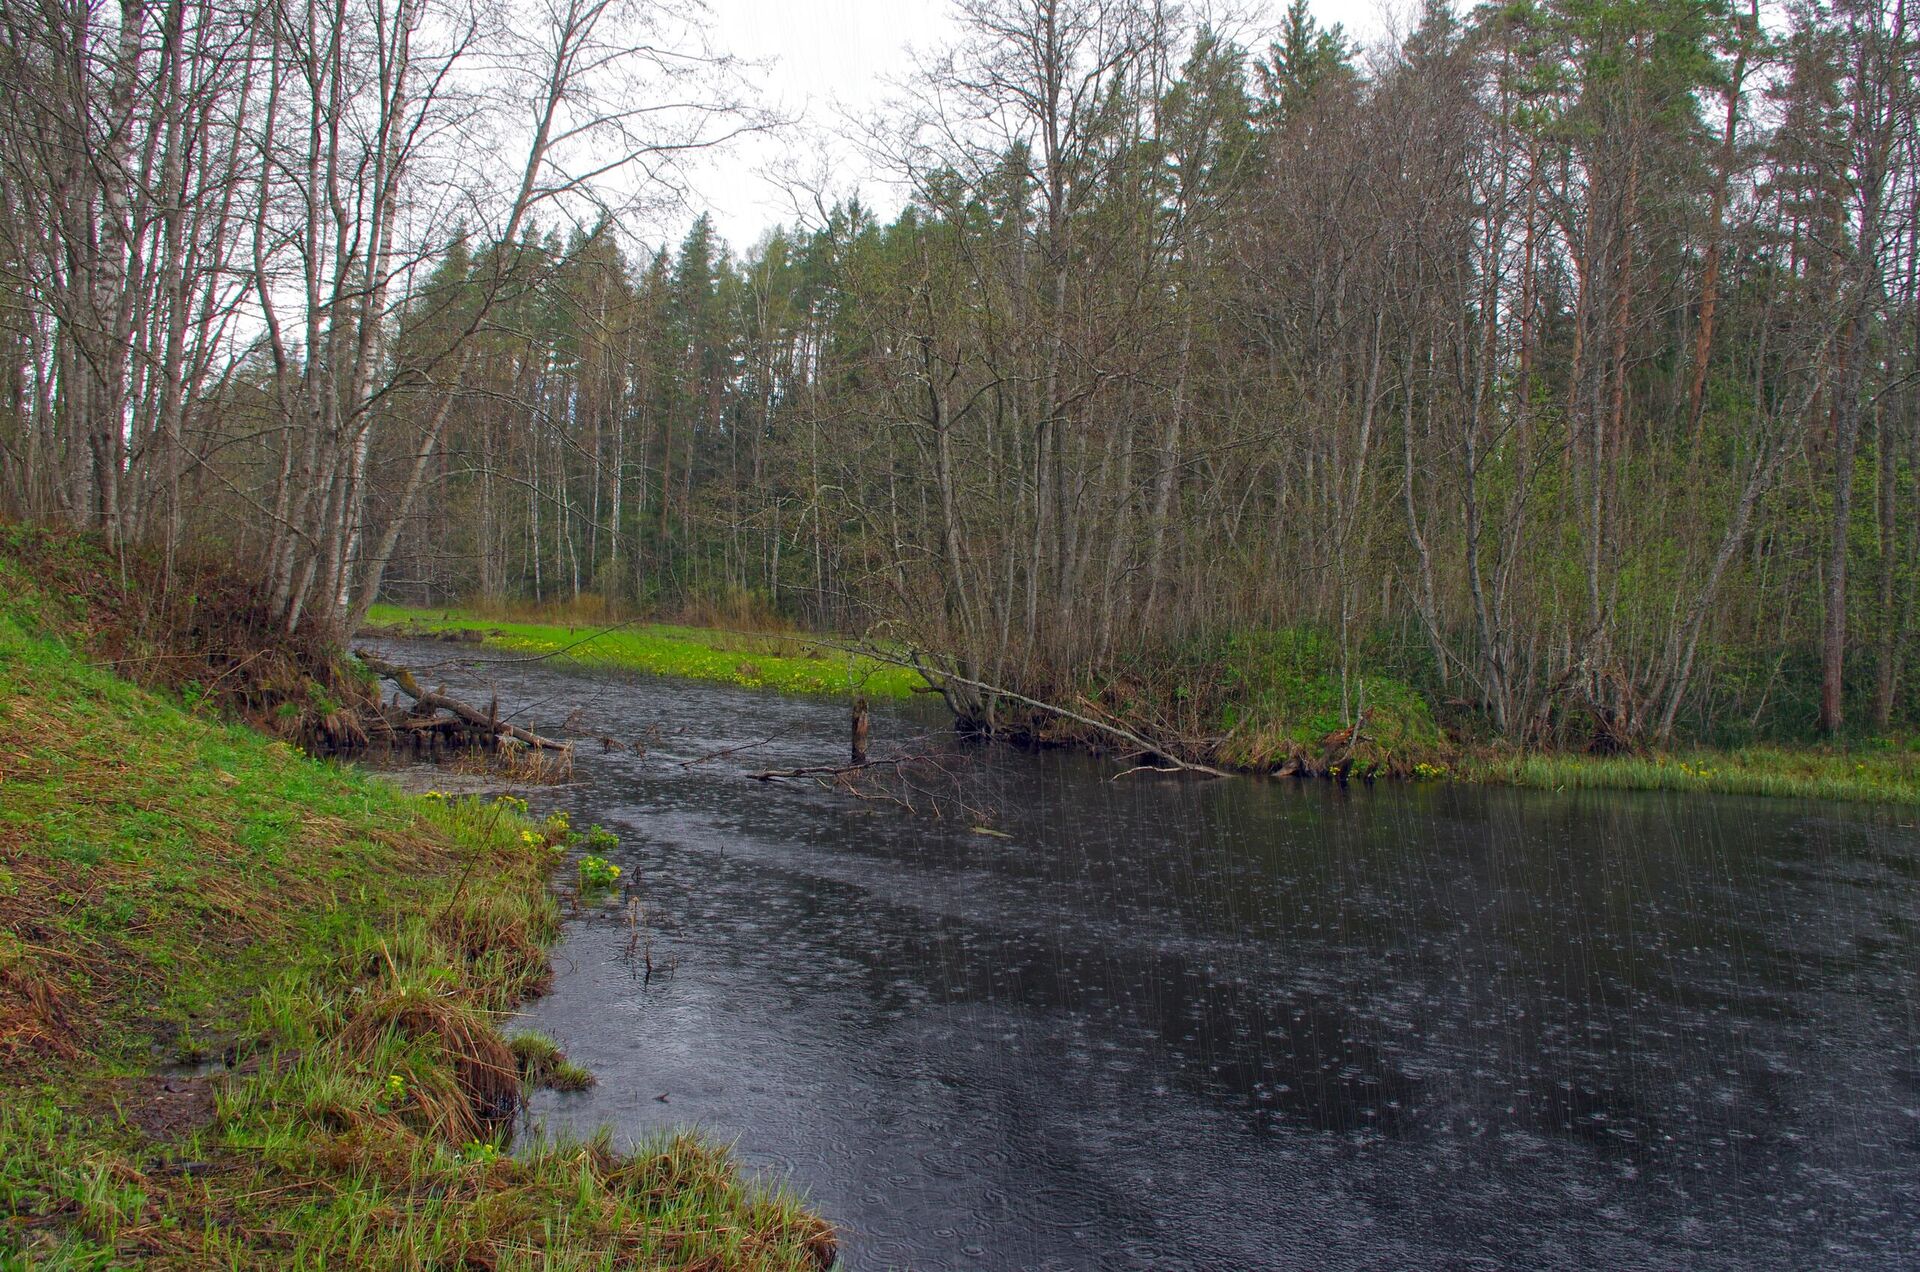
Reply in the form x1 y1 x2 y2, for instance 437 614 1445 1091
355 650 570 752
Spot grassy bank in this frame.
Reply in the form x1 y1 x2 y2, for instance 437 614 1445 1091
369 603 1920 804
367 604 924 701
0 570 834 1266
1049 630 1919 803
1467 745 1920 805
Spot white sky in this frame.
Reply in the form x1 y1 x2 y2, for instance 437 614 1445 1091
682 0 1397 252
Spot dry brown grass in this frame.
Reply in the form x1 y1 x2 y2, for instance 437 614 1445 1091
448 743 576 785
340 987 522 1141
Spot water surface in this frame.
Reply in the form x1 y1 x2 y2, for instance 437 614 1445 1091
376 641 1920 1270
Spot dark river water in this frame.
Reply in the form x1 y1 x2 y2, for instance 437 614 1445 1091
374 641 1920 1270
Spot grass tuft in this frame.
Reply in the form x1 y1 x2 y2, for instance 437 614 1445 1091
507 1028 563 1072
550 1059 597 1092
507 1029 596 1092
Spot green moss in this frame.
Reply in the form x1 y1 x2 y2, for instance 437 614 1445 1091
368 603 924 701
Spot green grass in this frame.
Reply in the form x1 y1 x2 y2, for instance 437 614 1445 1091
549 1059 598 1092
505 1028 594 1090
1469 745 1920 804
0 571 834 1268
1207 629 1446 768
367 604 925 701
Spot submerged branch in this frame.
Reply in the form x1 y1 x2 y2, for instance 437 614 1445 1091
746 758 912 781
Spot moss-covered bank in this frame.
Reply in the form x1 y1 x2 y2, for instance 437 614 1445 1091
0 540 834 1268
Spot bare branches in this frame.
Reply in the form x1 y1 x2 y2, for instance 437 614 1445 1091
6 0 1919 755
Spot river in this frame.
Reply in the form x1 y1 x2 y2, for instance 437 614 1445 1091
372 640 1920 1270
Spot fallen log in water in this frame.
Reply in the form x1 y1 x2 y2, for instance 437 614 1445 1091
354 651 570 751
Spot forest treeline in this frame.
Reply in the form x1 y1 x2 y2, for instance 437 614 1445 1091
2 0 1917 750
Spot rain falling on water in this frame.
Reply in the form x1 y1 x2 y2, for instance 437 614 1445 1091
375 641 1920 1271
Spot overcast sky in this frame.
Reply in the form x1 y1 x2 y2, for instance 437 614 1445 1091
681 0 1397 253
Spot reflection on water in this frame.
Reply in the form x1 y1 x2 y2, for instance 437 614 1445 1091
374 641 1920 1270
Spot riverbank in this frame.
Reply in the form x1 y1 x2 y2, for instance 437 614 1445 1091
367 604 924 701
1466 745 1920 805
0 548 835 1267
372 604 1920 805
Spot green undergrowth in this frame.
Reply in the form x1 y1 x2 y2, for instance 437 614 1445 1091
1206 629 1445 769
0 576 834 1267
1469 745 1920 804
1067 627 1447 775
367 604 923 701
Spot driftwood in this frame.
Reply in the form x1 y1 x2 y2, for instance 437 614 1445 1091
747 758 907 781
355 650 570 751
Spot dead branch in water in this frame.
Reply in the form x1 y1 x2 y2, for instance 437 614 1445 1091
745 757 912 781
904 656 1234 778
355 651 570 751
709 626 1234 780
749 752 994 822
